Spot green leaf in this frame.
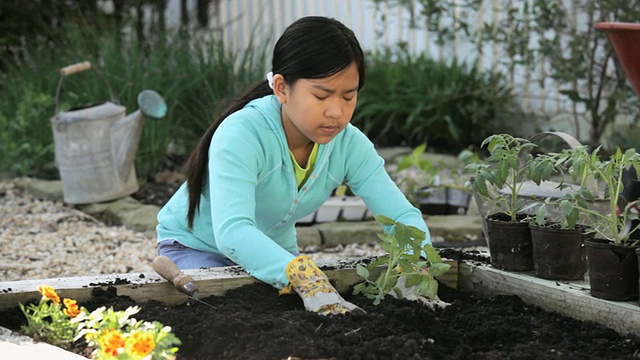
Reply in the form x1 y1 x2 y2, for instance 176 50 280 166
428 262 451 277
391 287 404 300
422 245 441 262
421 279 439 299
404 274 422 288
374 214 396 226
356 265 370 280
352 283 364 296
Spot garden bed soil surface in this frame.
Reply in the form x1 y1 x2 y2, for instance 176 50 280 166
2 275 640 360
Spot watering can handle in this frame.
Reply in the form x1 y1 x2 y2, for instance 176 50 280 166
60 61 91 76
54 61 117 114
524 131 599 195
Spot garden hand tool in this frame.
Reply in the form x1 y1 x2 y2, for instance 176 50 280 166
281 255 365 316
152 255 200 305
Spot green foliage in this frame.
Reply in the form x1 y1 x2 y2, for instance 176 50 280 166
530 144 640 243
561 146 640 245
20 296 76 349
19 284 181 358
466 134 555 221
0 88 57 179
353 215 451 305
352 46 520 148
0 9 269 181
396 144 434 174
530 147 591 230
393 144 437 204
372 0 640 147
391 144 480 206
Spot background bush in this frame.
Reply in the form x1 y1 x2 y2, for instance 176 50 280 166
352 45 524 150
0 5 522 182
0 8 269 181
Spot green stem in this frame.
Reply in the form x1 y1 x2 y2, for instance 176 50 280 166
380 248 400 294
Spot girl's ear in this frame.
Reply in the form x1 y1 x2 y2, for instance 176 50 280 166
272 74 288 104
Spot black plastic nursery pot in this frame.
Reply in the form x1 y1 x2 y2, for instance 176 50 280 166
417 187 472 215
486 213 534 271
417 187 448 215
529 223 592 281
586 238 640 301
446 188 472 215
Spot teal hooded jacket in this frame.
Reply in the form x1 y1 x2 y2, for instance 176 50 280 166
156 95 431 289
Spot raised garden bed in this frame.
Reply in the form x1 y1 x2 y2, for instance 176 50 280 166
1 256 639 359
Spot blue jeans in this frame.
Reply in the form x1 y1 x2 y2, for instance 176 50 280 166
157 239 238 269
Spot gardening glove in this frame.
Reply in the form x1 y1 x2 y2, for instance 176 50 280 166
389 266 451 311
281 255 366 316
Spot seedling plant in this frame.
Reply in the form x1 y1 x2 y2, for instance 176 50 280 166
562 146 640 245
530 149 586 230
353 215 451 305
466 134 555 222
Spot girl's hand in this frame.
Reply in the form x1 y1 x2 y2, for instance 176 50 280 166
282 255 366 315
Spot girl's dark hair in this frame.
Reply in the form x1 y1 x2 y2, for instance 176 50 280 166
184 16 365 228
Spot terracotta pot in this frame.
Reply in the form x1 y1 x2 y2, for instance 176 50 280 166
529 223 592 280
637 248 640 303
594 22 640 97
585 238 639 301
486 213 533 271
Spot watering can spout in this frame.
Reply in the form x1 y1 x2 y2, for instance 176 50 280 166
113 90 167 181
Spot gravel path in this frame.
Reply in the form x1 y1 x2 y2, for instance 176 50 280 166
0 179 388 282
1 180 157 282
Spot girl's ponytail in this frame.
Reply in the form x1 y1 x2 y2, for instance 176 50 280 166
185 81 271 228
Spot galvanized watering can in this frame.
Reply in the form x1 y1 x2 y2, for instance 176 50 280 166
50 61 167 204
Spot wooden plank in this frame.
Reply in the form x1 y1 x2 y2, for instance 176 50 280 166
458 261 640 336
437 259 458 290
0 258 457 310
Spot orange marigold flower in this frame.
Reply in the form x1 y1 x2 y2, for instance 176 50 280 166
99 329 125 357
125 331 156 357
37 284 60 304
62 298 81 318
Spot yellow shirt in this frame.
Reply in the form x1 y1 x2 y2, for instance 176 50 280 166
289 143 319 188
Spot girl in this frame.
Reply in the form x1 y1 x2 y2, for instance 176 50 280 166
156 16 431 315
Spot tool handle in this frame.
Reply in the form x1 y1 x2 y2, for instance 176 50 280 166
152 256 195 293
60 61 91 76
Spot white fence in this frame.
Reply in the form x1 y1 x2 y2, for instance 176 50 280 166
189 0 623 140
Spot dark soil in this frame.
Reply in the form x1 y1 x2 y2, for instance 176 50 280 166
99 175 640 359
2 280 639 360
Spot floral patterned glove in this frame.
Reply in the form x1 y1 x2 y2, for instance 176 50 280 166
281 255 365 316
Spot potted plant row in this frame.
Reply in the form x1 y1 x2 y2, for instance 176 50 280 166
465 133 553 272
565 146 640 301
467 133 640 302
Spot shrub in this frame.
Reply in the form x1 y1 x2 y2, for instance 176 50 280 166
0 12 269 181
352 45 524 150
